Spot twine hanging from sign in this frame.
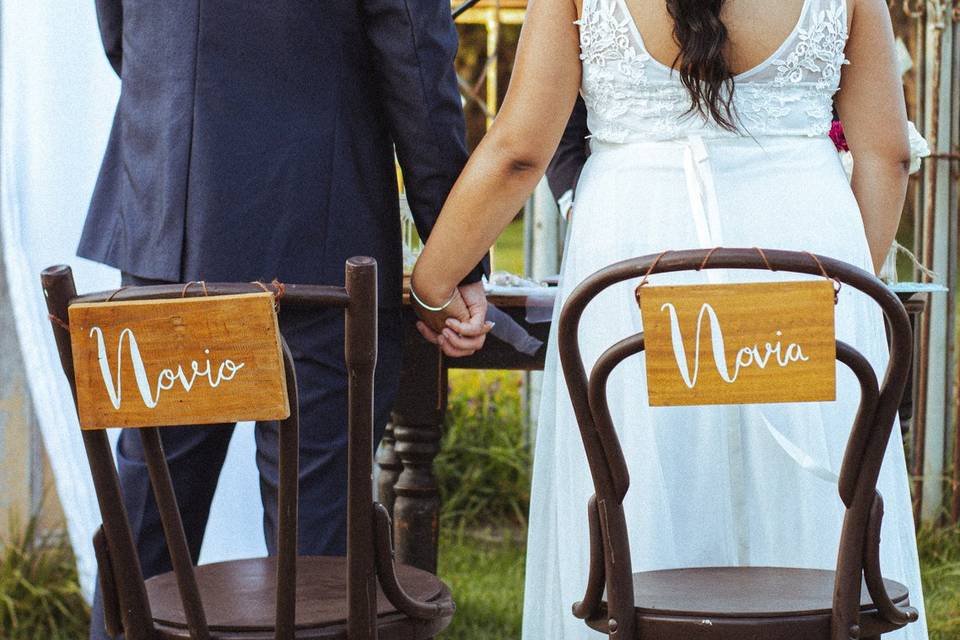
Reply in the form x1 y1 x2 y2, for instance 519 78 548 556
801 251 842 303
633 250 671 299
634 248 842 305
48 313 70 331
48 285 131 330
105 286 130 302
251 279 286 312
181 280 209 298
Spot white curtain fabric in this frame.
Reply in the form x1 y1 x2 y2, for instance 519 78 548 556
1 0 265 601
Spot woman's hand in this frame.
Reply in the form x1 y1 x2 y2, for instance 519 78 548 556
411 277 492 357
434 282 493 357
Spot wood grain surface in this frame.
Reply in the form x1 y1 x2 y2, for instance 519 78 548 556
69 293 289 429
639 280 837 406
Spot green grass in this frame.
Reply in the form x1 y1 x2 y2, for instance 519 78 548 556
437 370 530 530
491 219 525 276
0 515 89 640
438 530 526 639
918 524 960 640
435 367 528 639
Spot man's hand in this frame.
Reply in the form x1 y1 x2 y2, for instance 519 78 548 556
415 281 492 358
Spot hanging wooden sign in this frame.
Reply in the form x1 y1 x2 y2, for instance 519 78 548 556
638 280 837 407
69 293 289 430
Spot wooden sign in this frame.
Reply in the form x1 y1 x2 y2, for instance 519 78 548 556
69 293 289 430
638 280 836 406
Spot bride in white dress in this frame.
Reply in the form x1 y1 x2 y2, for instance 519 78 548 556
409 0 927 638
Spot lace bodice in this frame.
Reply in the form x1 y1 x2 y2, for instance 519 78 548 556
577 0 850 143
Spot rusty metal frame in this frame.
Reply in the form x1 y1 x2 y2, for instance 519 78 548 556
889 0 960 524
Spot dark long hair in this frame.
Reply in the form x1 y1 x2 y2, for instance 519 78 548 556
665 0 738 131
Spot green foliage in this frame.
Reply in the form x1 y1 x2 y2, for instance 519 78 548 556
0 515 89 640
437 370 531 530
438 530 526 640
491 220 526 276
435 366 529 638
918 524 960 640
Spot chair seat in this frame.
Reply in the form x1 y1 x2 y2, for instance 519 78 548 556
587 567 911 639
632 566 907 617
146 556 450 638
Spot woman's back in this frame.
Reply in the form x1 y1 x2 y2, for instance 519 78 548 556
578 0 850 141
625 0 847 76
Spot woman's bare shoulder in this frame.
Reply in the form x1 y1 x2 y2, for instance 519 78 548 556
847 0 894 29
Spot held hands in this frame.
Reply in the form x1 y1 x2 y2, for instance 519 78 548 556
412 280 492 358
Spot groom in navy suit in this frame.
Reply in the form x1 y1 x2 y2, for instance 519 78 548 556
80 1 487 638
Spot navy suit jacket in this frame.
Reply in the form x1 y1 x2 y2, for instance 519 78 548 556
545 95 590 203
80 0 486 306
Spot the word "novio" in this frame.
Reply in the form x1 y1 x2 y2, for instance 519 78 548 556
89 326 245 410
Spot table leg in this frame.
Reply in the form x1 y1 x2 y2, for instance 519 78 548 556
391 319 448 573
376 420 401 517
900 298 926 436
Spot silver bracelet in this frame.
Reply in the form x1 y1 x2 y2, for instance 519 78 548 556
410 281 457 312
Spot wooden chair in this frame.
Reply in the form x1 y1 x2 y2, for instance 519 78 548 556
558 248 920 640
41 257 454 640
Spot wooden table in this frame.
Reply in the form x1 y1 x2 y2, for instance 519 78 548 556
377 289 929 574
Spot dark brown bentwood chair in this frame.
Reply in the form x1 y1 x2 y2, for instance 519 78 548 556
559 248 920 640
42 257 454 640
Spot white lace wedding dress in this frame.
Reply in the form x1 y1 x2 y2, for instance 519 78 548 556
521 0 929 638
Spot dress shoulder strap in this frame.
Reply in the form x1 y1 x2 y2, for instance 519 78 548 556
803 0 849 34
761 0 849 88
577 0 614 24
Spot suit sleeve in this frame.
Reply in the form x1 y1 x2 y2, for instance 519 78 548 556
362 0 489 284
94 0 123 76
546 95 590 203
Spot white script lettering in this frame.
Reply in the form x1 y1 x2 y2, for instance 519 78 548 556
659 303 808 389
89 327 245 409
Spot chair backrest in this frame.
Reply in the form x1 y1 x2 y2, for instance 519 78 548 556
557 248 917 640
41 257 378 640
